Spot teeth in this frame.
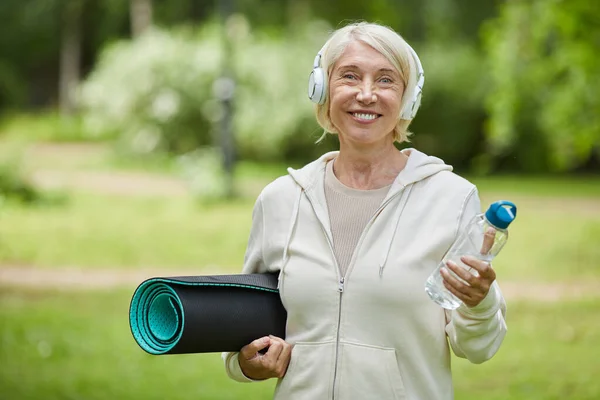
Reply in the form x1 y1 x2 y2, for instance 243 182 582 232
353 113 378 120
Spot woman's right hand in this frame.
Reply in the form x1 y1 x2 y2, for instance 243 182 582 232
238 335 293 380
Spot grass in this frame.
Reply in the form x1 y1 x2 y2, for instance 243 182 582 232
0 183 598 282
1 288 598 400
0 112 106 143
452 299 600 400
0 138 599 399
0 193 254 270
0 288 276 400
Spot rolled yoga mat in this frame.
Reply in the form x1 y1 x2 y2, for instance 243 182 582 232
129 273 287 355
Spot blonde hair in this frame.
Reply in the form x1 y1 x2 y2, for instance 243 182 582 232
315 22 419 143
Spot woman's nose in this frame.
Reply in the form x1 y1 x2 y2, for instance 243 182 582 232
356 82 377 104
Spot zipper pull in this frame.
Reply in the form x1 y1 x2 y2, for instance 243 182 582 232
338 277 345 293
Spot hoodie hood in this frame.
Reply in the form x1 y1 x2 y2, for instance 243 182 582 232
287 148 453 194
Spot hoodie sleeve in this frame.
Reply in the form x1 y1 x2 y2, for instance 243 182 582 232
445 188 508 364
222 193 267 382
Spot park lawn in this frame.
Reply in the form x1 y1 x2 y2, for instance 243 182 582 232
0 193 254 271
0 287 276 400
452 299 600 400
0 183 599 282
0 288 599 400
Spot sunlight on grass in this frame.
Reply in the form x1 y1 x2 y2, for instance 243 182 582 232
0 194 254 270
1 289 598 400
0 288 275 400
1 183 598 282
453 299 600 400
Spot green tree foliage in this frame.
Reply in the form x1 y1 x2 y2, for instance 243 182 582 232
483 0 600 172
78 21 328 161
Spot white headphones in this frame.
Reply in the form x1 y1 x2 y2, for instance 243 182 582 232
307 42 425 120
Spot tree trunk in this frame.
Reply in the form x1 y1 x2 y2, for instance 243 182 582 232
130 0 153 38
59 0 83 117
287 0 310 29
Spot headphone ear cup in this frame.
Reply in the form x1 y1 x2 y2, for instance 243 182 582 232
400 86 422 120
308 67 326 104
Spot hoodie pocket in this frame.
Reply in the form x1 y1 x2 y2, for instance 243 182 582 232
336 342 406 400
274 341 336 400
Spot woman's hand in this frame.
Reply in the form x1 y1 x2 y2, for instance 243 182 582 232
441 256 496 308
441 227 497 308
238 335 293 380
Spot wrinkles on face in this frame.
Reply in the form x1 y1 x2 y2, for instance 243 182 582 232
328 41 405 145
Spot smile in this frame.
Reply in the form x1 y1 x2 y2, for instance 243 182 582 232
349 112 381 122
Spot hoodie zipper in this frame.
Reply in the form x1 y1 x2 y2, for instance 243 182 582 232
303 187 405 400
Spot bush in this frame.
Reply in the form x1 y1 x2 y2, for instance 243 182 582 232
0 151 40 203
79 19 330 162
0 112 93 143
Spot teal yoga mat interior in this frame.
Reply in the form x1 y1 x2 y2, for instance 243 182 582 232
130 280 184 354
129 274 286 355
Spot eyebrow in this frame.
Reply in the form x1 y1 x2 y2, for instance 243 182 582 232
337 64 399 75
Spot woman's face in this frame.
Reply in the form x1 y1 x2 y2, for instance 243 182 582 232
328 40 405 146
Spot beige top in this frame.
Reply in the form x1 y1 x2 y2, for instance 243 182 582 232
324 159 391 275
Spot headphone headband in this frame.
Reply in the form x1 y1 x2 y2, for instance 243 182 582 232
307 41 425 120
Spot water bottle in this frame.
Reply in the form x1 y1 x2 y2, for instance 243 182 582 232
424 200 517 310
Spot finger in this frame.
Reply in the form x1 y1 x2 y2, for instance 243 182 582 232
240 336 271 359
264 338 284 365
460 256 496 281
445 260 480 288
440 266 476 299
442 275 474 303
480 227 496 255
273 339 293 377
270 336 291 362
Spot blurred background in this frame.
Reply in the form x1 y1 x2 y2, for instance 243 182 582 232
0 0 598 399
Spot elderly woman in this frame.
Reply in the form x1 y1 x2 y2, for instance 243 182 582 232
223 22 506 400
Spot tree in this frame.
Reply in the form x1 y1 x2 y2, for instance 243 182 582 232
59 0 84 116
130 0 153 38
483 0 600 172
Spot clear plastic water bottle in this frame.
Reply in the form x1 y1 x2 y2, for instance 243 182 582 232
425 200 517 310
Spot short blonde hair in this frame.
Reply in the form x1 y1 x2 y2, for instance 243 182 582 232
315 22 420 143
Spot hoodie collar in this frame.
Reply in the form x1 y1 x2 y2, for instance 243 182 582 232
283 148 454 278
288 148 452 193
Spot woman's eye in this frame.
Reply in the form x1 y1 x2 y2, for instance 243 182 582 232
343 74 357 80
380 77 392 84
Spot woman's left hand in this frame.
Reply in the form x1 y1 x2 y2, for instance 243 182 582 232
440 256 497 308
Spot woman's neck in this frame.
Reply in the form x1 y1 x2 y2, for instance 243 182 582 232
333 141 409 190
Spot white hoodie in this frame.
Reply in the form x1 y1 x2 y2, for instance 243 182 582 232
223 149 507 400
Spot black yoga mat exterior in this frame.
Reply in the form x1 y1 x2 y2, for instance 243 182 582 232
129 273 287 355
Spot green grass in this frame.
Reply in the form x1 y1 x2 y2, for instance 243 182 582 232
1 184 598 282
0 288 276 400
0 194 254 270
1 288 598 400
453 299 600 400
0 112 106 143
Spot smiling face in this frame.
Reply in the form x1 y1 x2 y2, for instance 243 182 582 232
328 40 405 147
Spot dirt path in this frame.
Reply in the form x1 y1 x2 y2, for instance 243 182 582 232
1 265 598 302
5 143 599 301
31 170 189 197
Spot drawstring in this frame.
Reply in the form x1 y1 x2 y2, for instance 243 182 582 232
379 185 413 277
278 185 302 290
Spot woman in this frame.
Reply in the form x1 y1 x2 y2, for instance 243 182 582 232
223 22 506 400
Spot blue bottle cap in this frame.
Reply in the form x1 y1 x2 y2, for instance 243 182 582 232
485 200 517 230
